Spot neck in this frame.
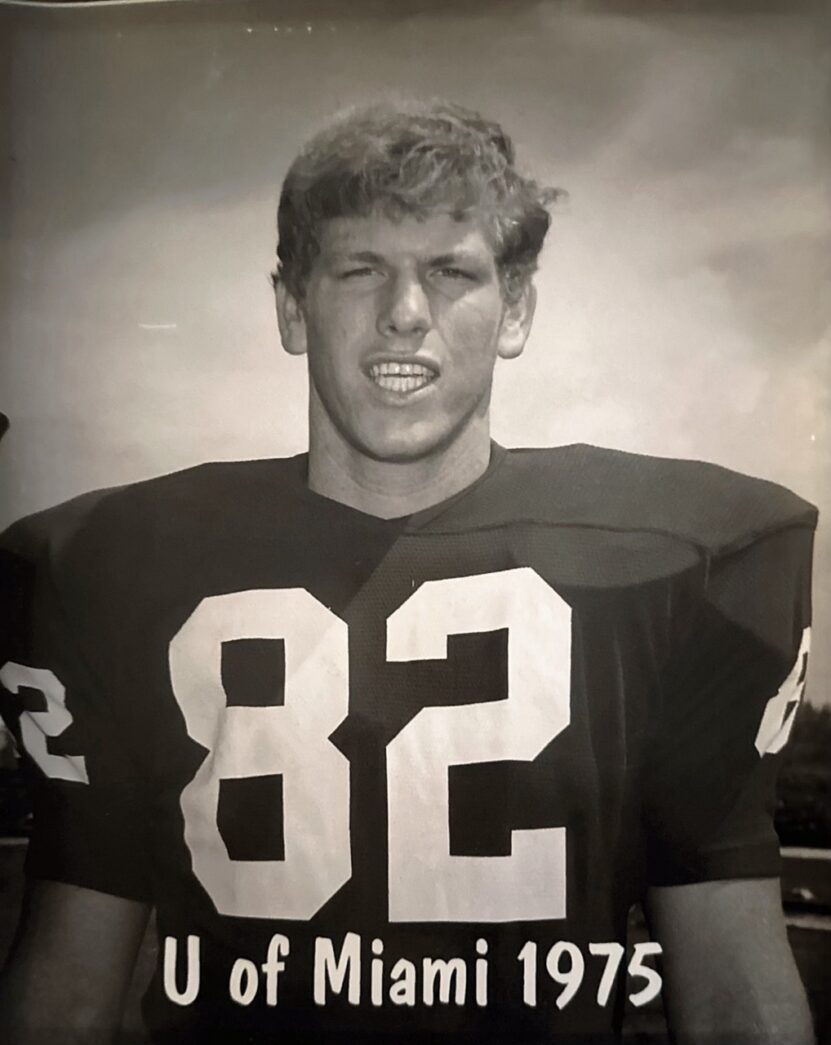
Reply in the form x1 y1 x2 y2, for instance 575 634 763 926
308 413 492 520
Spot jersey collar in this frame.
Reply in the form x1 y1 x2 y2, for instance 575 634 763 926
293 442 509 533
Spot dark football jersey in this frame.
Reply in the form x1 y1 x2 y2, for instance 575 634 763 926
0 444 817 1044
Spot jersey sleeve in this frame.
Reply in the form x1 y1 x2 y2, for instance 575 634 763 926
643 520 815 886
0 519 153 902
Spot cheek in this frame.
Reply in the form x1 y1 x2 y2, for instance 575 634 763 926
438 321 501 390
437 295 503 359
307 311 365 379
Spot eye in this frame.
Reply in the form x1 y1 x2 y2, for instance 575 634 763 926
339 266 379 280
434 267 473 281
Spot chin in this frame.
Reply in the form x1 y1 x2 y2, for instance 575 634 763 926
360 439 443 465
356 424 452 465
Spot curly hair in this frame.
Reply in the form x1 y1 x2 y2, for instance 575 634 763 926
274 99 562 304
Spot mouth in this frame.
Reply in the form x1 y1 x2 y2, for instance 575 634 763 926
366 360 438 394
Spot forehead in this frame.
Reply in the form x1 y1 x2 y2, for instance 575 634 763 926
316 213 497 264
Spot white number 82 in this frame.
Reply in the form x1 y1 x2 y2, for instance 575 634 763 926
169 567 572 923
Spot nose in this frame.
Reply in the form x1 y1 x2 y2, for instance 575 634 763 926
378 273 432 339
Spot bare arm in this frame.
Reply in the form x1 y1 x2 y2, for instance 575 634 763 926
0 879 151 1045
646 877 814 1045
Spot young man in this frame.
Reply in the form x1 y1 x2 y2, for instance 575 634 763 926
0 101 817 1043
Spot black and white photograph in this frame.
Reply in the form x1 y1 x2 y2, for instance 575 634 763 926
0 1 828 1042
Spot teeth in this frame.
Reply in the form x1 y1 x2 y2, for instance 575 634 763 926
374 374 431 392
369 361 435 379
368 361 436 392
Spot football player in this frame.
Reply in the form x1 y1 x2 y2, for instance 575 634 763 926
0 101 818 1044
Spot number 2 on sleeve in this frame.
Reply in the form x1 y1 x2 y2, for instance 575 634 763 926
0 661 89 784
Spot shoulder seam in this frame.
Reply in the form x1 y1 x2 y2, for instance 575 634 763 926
415 516 816 554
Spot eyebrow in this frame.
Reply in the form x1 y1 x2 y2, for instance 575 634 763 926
329 249 489 266
429 251 488 268
329 251 385 264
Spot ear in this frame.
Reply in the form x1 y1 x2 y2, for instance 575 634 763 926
496 283 536 360
275 279 308 356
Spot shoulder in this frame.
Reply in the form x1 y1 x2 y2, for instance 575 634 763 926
497 443 817 556
502 447 815 668
0 456 304 590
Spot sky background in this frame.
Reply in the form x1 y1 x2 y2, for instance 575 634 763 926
0 0 829 702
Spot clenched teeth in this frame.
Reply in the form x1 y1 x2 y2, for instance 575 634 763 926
375 375 431 392
370 361 435 378
368 361 437 392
